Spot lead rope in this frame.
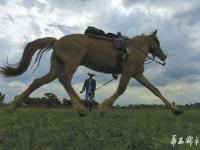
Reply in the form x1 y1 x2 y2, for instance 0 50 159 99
95 78 115 91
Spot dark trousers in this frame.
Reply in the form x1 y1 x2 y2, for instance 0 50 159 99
85 92 94 112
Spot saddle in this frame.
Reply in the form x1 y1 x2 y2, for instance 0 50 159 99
84 26 129 79
84 26 121 39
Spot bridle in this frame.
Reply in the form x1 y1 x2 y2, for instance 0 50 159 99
132 45 166 66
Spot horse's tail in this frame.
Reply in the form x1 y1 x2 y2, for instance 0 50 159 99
0 37 57 76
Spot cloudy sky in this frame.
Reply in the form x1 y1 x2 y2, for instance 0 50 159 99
0 0 200 105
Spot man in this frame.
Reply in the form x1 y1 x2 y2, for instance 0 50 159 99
80 72 96 111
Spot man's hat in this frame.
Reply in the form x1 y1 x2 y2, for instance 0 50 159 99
87 72 95 77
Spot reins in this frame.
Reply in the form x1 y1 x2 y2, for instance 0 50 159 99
134 45 166 66
144 53 166 66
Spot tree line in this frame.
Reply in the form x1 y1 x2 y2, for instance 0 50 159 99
0 91 199 108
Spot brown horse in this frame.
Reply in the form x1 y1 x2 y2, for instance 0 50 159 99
0 30 183 116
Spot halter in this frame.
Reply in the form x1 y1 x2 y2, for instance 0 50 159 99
133 45 166 66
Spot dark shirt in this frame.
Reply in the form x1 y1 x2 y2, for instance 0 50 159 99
82 78 96 95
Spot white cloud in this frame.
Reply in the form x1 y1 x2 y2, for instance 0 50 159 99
111 0 174 18
188 24 200 51
8 81 26 88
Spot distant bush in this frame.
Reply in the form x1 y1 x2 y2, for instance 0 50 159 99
24 97 61 106
23 93 99 107
0 91 5 104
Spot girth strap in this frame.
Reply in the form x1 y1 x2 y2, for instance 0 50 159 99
112 50 129 80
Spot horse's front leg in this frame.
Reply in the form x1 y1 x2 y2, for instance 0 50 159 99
134 73 183 116
99 65 135 116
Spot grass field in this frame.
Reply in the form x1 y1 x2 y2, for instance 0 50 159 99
0 105 200 150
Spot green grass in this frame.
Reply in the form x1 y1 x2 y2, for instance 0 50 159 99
0 105 200 150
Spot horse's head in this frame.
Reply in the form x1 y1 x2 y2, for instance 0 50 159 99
148 30 167 61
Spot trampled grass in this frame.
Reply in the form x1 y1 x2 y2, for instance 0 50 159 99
0 105 199 150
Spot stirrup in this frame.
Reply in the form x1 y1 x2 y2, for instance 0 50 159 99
112 73 118 80
122 53 129 61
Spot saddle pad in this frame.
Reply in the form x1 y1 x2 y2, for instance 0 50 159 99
84 26 121 39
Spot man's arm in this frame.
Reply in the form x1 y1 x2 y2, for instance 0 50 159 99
80 80 87 93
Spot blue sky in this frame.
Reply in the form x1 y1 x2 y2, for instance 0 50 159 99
0 0 200 105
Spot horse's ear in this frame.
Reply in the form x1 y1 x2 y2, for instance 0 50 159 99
154 29 158 34
151 29 158 36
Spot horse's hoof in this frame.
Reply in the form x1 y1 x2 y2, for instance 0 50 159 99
6 104 17 114
75 105 88 117
100 111 106 117
172 108 184 116
79 112 87 117
78 110 88 117
98 104 108 117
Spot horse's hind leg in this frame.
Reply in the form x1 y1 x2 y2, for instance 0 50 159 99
59 65 88 116
8 54 62 112
54 37 88 116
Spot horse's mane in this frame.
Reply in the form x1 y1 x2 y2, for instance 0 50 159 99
130 33 148 42
130 32 160 46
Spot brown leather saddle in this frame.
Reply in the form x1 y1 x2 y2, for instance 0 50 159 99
84 26 129 79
